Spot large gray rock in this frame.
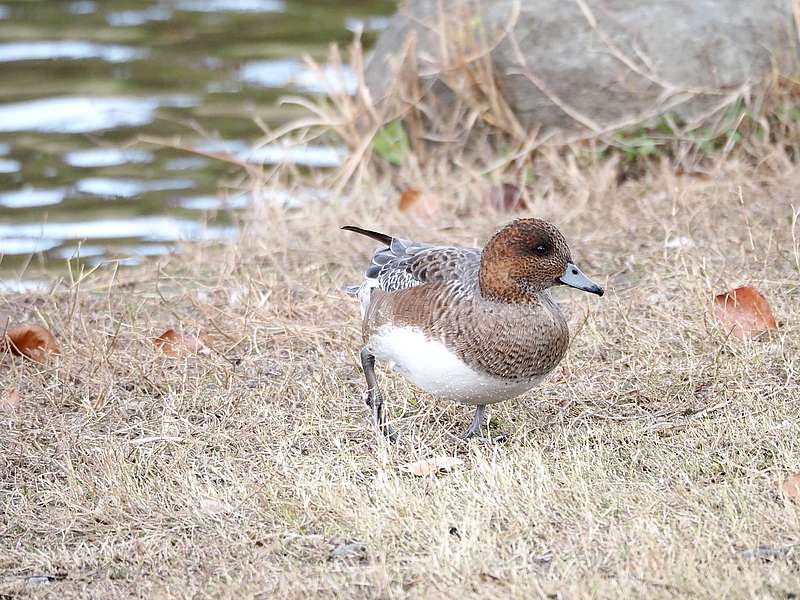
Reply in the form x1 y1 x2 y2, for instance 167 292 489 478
365 0 799 139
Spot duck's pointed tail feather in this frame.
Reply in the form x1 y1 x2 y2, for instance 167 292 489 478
341 225 393 246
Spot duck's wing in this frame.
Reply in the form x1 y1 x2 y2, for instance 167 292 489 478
342 226 480 314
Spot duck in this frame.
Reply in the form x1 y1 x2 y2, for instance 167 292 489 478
343 218 603 442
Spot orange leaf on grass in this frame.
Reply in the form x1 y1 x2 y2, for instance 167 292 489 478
780 473 800 498
398 188 421 211
398 188 440 219
153 328 209 357
674 166 711 181
4 324 60 363
713 286 777 339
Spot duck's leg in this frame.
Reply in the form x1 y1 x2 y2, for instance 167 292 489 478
360 347 398 442
458 405 506 443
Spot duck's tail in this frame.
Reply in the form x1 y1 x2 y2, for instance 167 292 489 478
341 225 393 246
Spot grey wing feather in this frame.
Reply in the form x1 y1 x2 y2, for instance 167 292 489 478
367 237 480 292
345 227 480 316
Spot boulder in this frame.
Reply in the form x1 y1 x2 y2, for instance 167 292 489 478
365 0 799 139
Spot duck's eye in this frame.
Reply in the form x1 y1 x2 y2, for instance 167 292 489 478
532 244 548 256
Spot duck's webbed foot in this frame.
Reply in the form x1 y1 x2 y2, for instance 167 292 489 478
360 347 398 442
454 404 506 444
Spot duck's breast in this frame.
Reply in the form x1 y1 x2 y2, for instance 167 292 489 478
368 324 542 404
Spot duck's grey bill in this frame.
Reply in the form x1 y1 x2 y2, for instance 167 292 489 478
559 263 604 296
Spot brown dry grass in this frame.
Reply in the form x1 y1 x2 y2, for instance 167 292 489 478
2 153 800 598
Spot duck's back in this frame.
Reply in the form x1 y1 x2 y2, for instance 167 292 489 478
344 227 481 316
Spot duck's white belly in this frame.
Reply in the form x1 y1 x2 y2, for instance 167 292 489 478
368 325 542 405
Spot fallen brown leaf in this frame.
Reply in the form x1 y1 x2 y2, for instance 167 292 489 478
674 166 711 181
401 456 464 477
4 324 60 363
398 188 440 219
154 328 209 357
398 188 420 211
780 473 800 498
713 286 777 339
0 388 20 411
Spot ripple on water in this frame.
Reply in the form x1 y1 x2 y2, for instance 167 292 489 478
0 97 159 133
0 96 195 134
64 148 154 168
0 217 236 256
0 41 147 63
179 194 249 210
106 6 173 26
67 1 97 15
53 244 106 259
0 187 66 208
76 177 196 198
164 157 209 171
193 139 248 154
345 16 390 32
176 0 285 13
239 59 356 95
0 158 20 173
0 237 60 255
243 143 345 168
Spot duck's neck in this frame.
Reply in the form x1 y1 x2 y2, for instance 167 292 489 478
479 247 523 303
478 257 542 304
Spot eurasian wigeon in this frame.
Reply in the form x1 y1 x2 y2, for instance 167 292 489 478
344 218 603 442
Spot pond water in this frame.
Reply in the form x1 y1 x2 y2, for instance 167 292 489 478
0 0 394 282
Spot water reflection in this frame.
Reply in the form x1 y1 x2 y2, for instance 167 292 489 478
175 0 285 12
1 237 61 255
0 0 395 274
0 216 236 245
76 177 195 198
0 97 162 133
64 148 154 168
0 41 147 63
0 188 66 208
67 1 97 15
179 194 249 210
0 158 20 173
106 7 171 26
245 144 345 168
240 60 357 94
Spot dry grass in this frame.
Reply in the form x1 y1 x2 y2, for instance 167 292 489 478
2 153 800 598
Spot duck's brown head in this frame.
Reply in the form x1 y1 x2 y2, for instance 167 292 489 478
478 218 603 303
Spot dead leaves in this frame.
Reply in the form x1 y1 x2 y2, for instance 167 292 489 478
3 324 59 363
0 321 213 362
397 182 528 220
401 456 463 477
397 188 440 220
778 473 800 499
713 286 777 339
153 328 210 357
